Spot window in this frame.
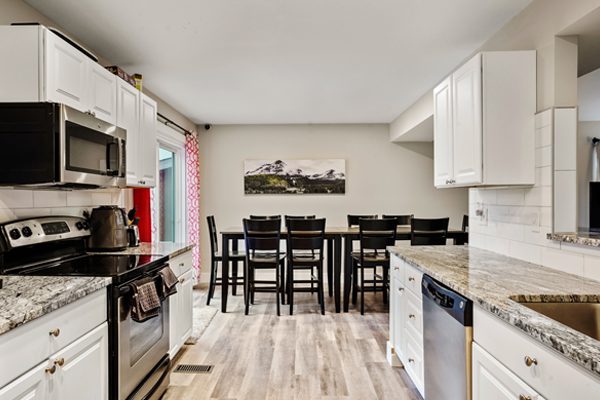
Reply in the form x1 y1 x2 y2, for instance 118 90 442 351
153 123 186 243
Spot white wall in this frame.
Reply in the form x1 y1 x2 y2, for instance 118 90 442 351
199 124 469 274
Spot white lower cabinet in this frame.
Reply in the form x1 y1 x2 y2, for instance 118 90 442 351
169 250 195 357
473 342 544 400
388 254 424 397
0 290 108 400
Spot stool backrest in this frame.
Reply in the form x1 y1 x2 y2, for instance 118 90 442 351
243 218 282 256
410 217 449 246
286 218 326 255
382 214 413 226
347 214 378 227
358 218 398 255
207 215 218 254
462 215 469 232
249 215 281 220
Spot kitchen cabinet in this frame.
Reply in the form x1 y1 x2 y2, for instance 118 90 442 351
169 250 194 357
0 25 116 125
116 81 157 188
0 290 108 400
473 342 544 400
474 306 600 399
433 51 536 188
387 254 424 397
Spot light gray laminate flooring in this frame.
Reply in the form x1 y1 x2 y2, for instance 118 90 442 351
164 287 421 400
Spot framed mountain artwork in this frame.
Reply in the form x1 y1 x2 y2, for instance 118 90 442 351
244 159 346 194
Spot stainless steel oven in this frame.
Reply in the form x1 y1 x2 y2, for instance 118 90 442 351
0 103 126 188
116 272 171 400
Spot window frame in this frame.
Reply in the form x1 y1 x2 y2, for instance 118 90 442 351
155 122 187 243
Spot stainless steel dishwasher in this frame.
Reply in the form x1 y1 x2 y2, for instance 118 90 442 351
422 274 473 400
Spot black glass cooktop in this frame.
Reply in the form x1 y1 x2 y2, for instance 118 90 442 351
13 253 169 285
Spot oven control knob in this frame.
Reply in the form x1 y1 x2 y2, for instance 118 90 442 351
9 228 21 240
75 222 83 230
82 221 89 230
21 226 33 237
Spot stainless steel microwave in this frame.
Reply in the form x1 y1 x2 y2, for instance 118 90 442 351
0 103 126 188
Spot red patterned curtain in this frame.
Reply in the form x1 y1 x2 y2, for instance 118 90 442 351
185 132 201 277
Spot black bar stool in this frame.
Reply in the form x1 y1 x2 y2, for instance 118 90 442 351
410 217 449 245
347 214 377 227
249 215 281 220
206 216 246 306
382 214 413 226
351 218 397 315
243 218 286 316
285 218 326 315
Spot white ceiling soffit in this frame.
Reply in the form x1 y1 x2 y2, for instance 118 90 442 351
25 0 531 125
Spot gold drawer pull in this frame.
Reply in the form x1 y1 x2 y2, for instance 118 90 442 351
45 365 56 374
519 395 532 400
524 355 538 367
54 357 65 367
408 276 415 282
49 328 60 337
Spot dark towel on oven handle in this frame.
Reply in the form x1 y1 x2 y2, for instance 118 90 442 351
130 277 161 323
157 266 178 300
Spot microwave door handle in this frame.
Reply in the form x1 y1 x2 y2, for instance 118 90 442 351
106 140 119 176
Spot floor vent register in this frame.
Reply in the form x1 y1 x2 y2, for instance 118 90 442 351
173 364 214 374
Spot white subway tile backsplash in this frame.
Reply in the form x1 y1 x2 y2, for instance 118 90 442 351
33 191 67 208
535 125 552 148
535 109 552 129
66 192 94 207
535 146 552 168
524 186 552 207
496 189 525 206
535 166 552 187
0 208 18 223
509 240 542 265
541 247 584 276
0 189 33 209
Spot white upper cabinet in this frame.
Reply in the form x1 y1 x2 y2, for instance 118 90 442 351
117 79 141 186
433 51 536 188
88 62 117 125
0 25 117 125
433 76 454 187
139 94 157 188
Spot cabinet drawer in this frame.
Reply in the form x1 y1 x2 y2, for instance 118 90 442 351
405 290 423 338
404 328 424 393
0 289 107 388
474 306 600 399
473 342 545 400
170 250 193 277
390 255 405 282
404 263 423 296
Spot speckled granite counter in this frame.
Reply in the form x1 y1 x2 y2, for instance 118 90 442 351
0 276 111 335
548 232 600 248
388 245 600 379
90 242 194 258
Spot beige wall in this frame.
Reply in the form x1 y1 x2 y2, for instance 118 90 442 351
198 124 469 276
0 0 195 132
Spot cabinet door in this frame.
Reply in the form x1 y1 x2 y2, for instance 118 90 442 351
138 94 157 188
392 278 405 359
433 76 454 187
0 361 49 400
50 323 108 400
88 62 117 125
179 269 194 346
473 343 545 400
169 285 180 357
452 53 483 185
44 30 88 112
116 79 141 186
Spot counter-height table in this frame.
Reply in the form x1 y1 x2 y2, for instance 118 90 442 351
219 226 468 313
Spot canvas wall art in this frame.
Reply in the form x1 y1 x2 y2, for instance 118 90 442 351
244 159 346 194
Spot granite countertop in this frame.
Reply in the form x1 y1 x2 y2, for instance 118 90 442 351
90 242 194 258
0 276 111 335
548 232 600 248
388 245 600 379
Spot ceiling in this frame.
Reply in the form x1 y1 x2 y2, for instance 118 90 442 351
26 0 531 125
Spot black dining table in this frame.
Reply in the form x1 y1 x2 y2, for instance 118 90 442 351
219 226 468 313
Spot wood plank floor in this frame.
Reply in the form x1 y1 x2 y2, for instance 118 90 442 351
164 287 422 400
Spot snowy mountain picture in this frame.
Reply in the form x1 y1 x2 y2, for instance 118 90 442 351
244 159 346 194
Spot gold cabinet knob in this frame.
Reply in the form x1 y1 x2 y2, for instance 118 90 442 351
45 365 56 374
49 328 60 337
519 395 532 400
409 314 416 319
54 357 65 367
408 277 415 282
393 267 399 271
408 358 415 363
398 287 404 292
524 355 538 367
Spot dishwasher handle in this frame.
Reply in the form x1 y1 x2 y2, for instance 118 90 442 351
422 274 472 326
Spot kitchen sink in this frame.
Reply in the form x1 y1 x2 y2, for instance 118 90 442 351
518 302 600 341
